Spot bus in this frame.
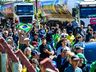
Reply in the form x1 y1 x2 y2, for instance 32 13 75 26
2 2 34 24
76 1 96 27
14 2 34 23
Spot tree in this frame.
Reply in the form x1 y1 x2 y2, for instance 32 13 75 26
0 1 2 4
24 0 32 2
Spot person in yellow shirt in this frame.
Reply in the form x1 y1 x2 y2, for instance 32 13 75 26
22 65 27 72
67 31 75 44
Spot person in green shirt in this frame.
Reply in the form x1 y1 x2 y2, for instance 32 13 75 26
90 61 96 72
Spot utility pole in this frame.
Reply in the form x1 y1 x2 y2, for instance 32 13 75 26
35 0 40 29
35 0 38 19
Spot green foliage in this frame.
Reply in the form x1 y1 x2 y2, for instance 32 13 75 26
0 1 4 5
24 0 32 3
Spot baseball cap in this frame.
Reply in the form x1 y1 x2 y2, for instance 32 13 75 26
77 53 85 59
61 34 67 38
71 55 80 61
30 58 39 65
24 47 31 52
24 38 30 41
7 38 11 42
69 30 72 33
3 30 8 34
77 53 87 64
41 36 46 40
75 46 84 50
32 41 38 46
61 48 68 53
77 35 82 39
34 33 38 36
31 50 40 56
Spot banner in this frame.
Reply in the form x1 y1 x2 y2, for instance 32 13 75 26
90 18 96 24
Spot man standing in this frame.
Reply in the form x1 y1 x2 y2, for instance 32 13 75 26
39 38 54 60
56 38 70 56
56 48 69 72
64 55 82 72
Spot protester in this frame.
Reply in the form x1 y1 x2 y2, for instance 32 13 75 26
8 28 13 36
24 47 32 59
79 24 86 38
7 36 17 51
56 48 69 72
30 58 40 72
13 29 19 46
74 35 85 48
85 28 93 42
2 30 9 40
64 55 82 72
71 33 81 47
90 61 96 72
77 53 88 72
61 28 68 37
1 17 96 72
56 34 70 50
73 46 84 54
66 21 73 34
31 50 40 60
52 28 61 48
31 33 41 47
67 30 75 44
39 37 54 60
56 38 70 56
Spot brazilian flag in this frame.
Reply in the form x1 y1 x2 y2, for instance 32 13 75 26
16 23 32 33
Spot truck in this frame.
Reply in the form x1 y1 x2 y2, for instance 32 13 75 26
40 0 73 22
2 2 34 24
72 0 96 27
40 0 96 28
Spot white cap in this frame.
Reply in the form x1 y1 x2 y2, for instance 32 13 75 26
24 38 30 41
24 47 31 52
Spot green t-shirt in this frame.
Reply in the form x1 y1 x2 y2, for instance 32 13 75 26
90 61 96 72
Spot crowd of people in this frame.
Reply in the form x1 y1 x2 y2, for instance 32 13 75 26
0 18 96 72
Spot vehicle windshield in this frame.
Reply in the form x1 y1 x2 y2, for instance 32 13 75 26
15 5 33 15
80 7 96 18
19 17 32 23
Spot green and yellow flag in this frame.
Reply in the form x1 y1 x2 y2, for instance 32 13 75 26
16 23 32 33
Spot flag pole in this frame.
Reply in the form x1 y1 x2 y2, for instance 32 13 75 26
35 0 40 29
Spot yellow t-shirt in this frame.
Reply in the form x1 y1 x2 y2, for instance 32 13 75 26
22 66 27 72
67 35 75 43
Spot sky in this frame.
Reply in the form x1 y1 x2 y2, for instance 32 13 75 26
2 0 94 2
